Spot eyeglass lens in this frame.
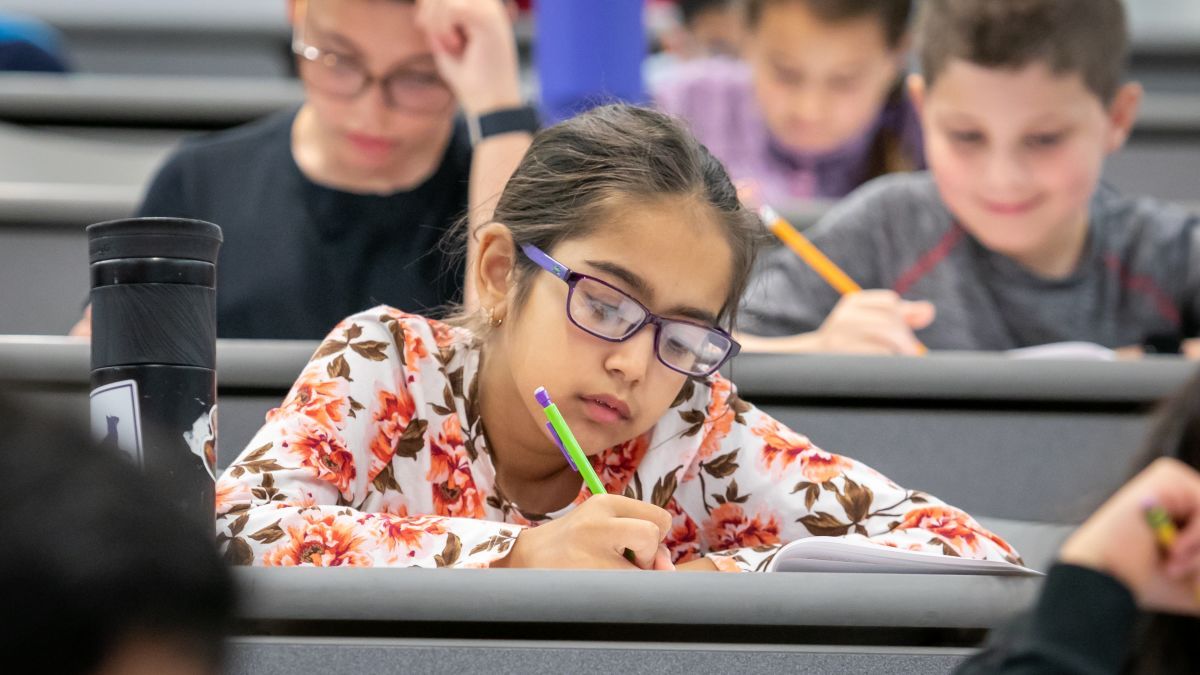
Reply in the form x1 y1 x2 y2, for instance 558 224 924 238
567 277 731 375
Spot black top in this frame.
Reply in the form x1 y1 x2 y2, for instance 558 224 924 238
958 563 1147 674
0 40 68 72
137 108 469 340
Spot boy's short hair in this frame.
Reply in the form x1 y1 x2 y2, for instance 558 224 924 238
916 0 1129 103
680 0 735 27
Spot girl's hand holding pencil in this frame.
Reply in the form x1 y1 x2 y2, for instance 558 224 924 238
492 494 676 570
1059 457 1200 615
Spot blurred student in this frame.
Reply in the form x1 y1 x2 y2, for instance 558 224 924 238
739 0 1200 357
958 372 1200 674
655 0 922 206
0 13 69 72
0 396 235 675
646 0 746 92
70 0 535 340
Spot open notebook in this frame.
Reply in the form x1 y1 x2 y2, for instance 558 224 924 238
766 537 1042 575
1004 342 1115 360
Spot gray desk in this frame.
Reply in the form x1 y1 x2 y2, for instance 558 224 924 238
225 565 1045 675
2 336 1193 525
0 0 291 77
0 73 303 128
0 122 172 333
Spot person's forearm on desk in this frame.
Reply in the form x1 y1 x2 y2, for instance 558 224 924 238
737 290 934 356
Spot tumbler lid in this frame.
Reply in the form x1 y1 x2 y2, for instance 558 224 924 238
88 218 223 265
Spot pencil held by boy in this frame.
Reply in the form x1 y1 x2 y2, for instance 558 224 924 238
739 0 1200 356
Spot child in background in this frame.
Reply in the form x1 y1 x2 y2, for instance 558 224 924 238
70 0 535 340
215 104 1019 571
655 0 922 206
739 0 1200 356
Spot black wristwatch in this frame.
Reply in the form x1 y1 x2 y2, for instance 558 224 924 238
467 104 540 146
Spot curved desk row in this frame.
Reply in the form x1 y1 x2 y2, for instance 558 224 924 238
221 514 1069 674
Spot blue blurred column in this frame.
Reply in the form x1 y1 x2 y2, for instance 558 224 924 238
535 0 646 124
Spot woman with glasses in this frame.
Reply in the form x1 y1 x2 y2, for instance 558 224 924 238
215 104 1019 571
71 0 536 339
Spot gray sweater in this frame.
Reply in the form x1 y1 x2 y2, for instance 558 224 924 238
740 172 1200 350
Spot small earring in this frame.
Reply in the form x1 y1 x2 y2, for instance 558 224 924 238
486 307 503 328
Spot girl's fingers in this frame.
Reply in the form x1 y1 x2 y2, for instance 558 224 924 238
595 494 672 540
652 544 676 571
611 517 668 569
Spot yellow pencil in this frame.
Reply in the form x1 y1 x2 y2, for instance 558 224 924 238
1144 500 1177 548
1143 498 1200 604
758 205 927 355
759 205 861 295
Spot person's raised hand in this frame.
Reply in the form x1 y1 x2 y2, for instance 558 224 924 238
69 304 92 338
415 0 522 117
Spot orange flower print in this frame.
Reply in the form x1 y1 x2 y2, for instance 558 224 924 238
282 420 357 499
701 502 781 552
362 513 448 563
263 511 373 567
593 433 649 493
753 418 851 482
897 506 1015 558
662 500 700 563
684 378 737 482
268 371 348 430
369 386 417 471
427 417 485 518
404 332 429 368
429 319 460 349
699 378 736 461
214 476 251 515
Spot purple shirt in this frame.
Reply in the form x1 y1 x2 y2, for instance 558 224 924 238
654 58 924 204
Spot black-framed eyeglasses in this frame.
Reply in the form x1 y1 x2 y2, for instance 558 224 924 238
521 243 740 377
291 21 453 114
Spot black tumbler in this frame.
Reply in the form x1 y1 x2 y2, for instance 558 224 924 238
88 218 223 527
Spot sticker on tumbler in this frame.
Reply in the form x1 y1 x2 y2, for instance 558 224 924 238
90 379 144 463
183 405 218 481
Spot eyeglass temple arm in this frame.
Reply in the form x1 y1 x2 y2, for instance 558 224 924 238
520 244 571 281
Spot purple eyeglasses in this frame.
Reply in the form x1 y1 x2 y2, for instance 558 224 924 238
521 243 740 377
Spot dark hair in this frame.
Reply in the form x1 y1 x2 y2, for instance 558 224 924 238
0 396 236 674
744 0 913 49
680 0 736 27
916 0 1129 103
450 103 765 334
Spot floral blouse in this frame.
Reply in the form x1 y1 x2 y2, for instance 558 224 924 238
216 307 1021 572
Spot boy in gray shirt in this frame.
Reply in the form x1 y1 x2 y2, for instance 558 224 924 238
740 0 1200 355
